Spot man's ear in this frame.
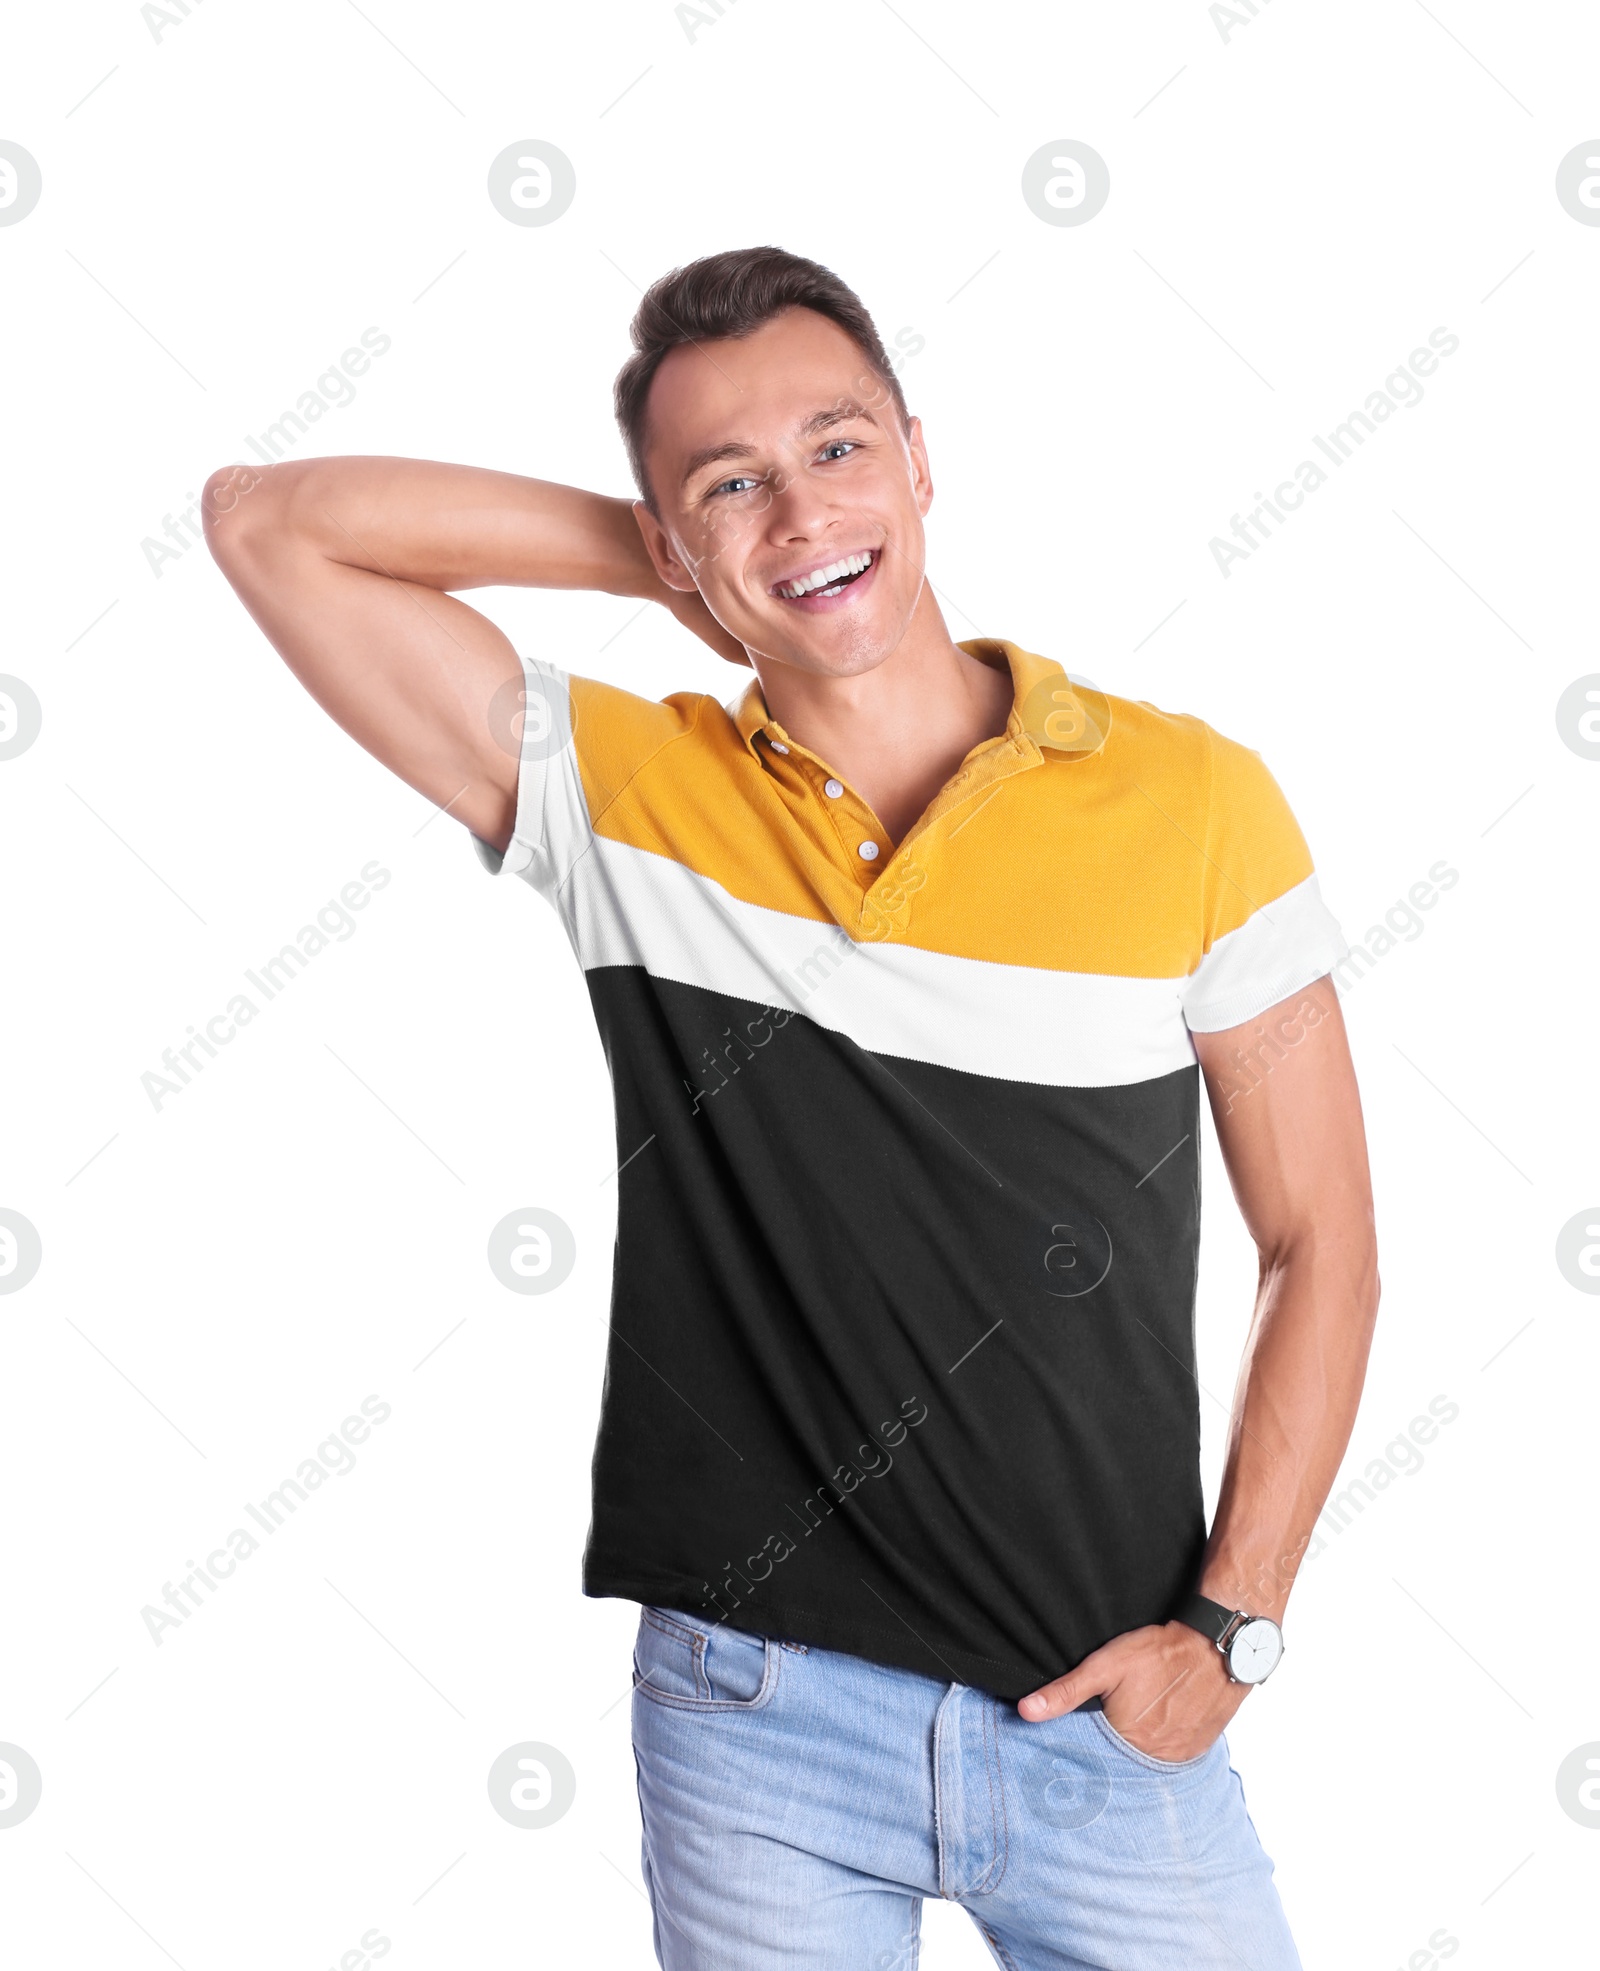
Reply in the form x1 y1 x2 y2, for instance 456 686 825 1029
631 499 699 595
904 414 934 519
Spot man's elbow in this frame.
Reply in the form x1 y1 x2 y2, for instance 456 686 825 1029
201 462 270 567
1262 1218 1380 1327
201 459 313 568
1344 1221 1381 1341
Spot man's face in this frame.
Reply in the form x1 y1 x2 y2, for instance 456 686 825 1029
633 307 932 679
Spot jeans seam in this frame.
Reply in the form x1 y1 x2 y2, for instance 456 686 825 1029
974 1916 1024 1971
932 1684 959 1900
968 1693 1010 1897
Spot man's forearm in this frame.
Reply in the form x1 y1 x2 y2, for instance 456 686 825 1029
208 455 659 596
1198 1228 1381 1622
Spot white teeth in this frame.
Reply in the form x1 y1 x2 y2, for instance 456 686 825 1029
779 550 873 598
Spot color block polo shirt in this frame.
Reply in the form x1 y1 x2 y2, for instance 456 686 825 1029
473 636 1349 1702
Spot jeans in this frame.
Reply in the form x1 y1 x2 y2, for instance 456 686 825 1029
630 1605 1302 1971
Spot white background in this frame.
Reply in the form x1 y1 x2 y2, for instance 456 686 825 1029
3 1 1598 1965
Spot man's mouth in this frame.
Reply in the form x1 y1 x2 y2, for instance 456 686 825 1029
770 548 879 605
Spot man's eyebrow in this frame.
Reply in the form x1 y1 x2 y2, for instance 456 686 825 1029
679 400 877 492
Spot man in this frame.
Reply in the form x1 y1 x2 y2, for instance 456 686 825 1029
205 245 1379 1970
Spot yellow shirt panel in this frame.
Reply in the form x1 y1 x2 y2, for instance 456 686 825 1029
565 666 1314 981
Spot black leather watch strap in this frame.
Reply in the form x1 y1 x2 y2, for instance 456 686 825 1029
1176 1590 1243 1647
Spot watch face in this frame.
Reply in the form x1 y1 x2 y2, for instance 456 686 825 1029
1227 1618 1283 1684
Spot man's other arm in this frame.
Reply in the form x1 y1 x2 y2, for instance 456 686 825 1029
1186 976 1380 1621
201 456 749 856
1017 976 1380 1754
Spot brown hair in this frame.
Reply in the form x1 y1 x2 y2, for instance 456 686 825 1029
613 245 910 516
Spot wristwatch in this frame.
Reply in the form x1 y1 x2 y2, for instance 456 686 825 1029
1177 1591 1285 1685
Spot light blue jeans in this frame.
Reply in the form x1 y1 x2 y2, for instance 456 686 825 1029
631 1605 1302 1971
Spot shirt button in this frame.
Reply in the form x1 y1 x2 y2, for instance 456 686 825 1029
824 778 843 799
858 841 880 861
769 740 789 755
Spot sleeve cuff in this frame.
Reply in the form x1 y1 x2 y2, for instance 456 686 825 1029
1182 873 1351 1033
469 657 573 887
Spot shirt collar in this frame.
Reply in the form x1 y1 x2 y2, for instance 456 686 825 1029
733 676 775 753
731 638 1109 762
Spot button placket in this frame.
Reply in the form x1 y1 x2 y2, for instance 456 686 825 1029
788 758 886 881
859 836 931 938
762 722 1026 910
856 743 1034 937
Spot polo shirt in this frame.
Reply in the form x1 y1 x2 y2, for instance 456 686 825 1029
472 636 1349 1702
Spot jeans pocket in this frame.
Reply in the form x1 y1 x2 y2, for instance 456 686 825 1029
1091 1706 1216 1773
633 1605 778 1712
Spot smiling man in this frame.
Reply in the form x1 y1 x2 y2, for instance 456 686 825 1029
205 245 1379 1971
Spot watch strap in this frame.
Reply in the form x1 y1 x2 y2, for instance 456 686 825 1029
1177 1590 1246 1648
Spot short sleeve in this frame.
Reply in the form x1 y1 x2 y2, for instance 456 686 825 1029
1181 725 1350 1033
470 655 576 898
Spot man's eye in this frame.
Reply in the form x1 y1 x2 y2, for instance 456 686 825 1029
709 440 856 497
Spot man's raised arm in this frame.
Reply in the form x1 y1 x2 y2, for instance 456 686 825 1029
201 456 748 856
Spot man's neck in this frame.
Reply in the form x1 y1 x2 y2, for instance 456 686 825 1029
749 594 1015 849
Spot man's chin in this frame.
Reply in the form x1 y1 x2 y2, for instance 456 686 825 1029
745 615 905 682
